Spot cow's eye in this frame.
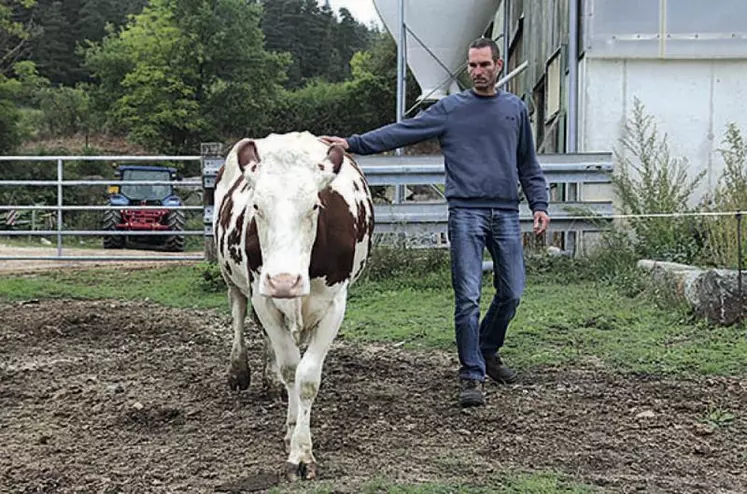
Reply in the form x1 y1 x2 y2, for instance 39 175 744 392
312 204 320 211
252 204 261 215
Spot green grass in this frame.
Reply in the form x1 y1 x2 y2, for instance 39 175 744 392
270 471 598 493
1 260 746 378
0 263 227 310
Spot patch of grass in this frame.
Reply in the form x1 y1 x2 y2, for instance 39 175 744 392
270 471 598 493
699 405 736 429
1 261 746 378
0 263 226 310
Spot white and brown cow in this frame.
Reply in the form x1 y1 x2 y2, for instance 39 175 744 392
213 131 374 480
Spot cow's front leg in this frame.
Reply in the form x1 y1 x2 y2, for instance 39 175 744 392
251 308 283 398
262 331 284 398
227 284 250 391
286 293 347 481
253 298 301 453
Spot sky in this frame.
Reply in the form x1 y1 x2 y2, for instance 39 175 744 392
320 0 382 28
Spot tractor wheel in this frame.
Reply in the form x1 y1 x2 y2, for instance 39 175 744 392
164 210 186 252
102 210 125 249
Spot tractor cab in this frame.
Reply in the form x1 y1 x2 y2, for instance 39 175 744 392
108 165 179 203
103 165 186 251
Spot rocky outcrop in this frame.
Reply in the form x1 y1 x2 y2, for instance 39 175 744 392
637 260 747 325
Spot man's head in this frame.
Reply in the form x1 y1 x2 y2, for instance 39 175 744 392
468 37 503 96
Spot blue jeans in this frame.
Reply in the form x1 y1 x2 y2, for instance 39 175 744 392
448 207 525 381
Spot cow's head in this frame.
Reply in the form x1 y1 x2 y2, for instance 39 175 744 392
234 135 344 298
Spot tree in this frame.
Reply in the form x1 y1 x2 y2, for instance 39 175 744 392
84 0 289 159
0 75 21 153
260 0 375 87
334 8 373 80
30 1 82 86
0 0 38 77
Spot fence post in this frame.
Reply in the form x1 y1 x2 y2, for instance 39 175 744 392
201 142 223 263
57 158 63 257
737 212 744 323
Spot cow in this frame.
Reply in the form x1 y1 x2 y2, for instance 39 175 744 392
213 131 374 480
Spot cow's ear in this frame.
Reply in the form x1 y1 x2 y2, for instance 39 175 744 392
323 145 345 174
236 139 260 173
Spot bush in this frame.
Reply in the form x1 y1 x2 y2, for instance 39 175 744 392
195 261 226 294
699 123 747 268
612 98 705 263
360 244 450 286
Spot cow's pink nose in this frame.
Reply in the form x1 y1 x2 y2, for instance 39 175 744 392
266 273 303 298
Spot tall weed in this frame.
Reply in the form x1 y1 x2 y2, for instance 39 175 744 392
699 123 747 268
612 98 705 263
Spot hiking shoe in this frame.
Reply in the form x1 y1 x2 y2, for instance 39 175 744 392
484 353 518 384
459 379 485 408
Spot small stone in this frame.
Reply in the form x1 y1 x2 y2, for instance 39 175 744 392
107 384 125 394
636 410 656 419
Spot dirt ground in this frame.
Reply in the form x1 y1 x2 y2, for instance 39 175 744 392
1 299 746 494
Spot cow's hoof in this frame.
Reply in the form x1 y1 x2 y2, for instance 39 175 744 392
285 461 317 481
227 365 250 391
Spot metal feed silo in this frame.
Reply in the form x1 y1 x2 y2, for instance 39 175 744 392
373 0 501 102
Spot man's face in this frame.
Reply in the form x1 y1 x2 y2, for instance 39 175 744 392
468 46 503 94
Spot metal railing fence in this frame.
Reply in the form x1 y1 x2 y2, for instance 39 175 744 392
1 150 616 261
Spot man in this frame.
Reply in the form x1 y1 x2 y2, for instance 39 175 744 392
321 37 550 408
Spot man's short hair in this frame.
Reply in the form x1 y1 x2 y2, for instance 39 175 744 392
469 37 501 61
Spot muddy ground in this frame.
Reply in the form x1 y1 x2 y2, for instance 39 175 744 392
1 299 746 493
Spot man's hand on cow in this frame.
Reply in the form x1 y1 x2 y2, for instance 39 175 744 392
533 210 550 235
319 135 349 150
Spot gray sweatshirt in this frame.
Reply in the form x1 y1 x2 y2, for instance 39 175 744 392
347 89 549 213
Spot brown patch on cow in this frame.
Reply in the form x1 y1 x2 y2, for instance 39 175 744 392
309 189 357 285
217 176 246 255
346 155 365 177
227 210 245 264
352 181 360 192
327 145 345 174
237 140 260 171
354 200 370 242
365 197 374 253
245 217 262 275
218 177 245 230
215 165 225 188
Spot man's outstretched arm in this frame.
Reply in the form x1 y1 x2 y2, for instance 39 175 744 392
320 101 448 155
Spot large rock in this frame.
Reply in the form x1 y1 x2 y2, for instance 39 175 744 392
637 260 747 325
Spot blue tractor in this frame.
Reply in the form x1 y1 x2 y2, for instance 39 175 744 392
103 165 186 251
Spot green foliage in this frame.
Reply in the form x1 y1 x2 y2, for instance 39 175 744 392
356 244 451 289
612 98 705 263
699 123 747 268
0 0 38 76
699 405 736 429
35 85 92 137
0 75 21 153
265 35 421 138
29 0 83 86
196 260 226 294
21 0 146 86
260 0 375 88
83 0 288 158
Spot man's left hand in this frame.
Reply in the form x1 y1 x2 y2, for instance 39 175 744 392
533 211 550 235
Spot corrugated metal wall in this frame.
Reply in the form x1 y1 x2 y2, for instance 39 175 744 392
494 0 574 153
